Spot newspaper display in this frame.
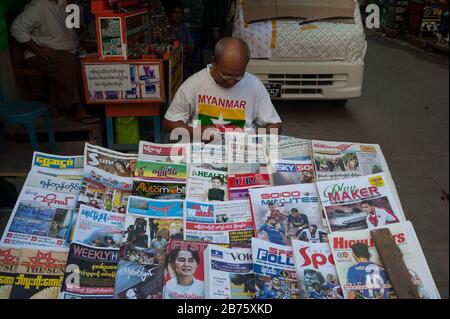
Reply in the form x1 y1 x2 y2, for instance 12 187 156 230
114 247 165 299
292 240 343 299
312 140 390 182
125 197 184 249
60 242 120 299
204 245 254 299
139 141 190 163
0 186 75 248
252 238 299 299
317 173 406 232
0 245 69 299
163 240 209 299
30 152 84 180
184 200 254 244
268 136 312 161
132 179 186 200
329 222 441 299
271 160 315 186
227 173 272 201
186 167 228 202
249 184 323 246
72 205 126 249
25 171 82 195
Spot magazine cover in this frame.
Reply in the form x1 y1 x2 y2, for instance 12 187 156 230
227 173 271 201
204 245 254 299
249 184 323 246
271 160 315 186
0 246 21 299
0 186 74 248
85 143 137 178
8 247 69 299
72 205 126 249
132 179 186 200
292 240 343 299
114 246 165 299
317 173 406 232
124 197 184 250
329 222 441 299
186 167 228 202
30 152 84 180
60 243 120 298
134 161 187 183
252 238 299 299
267 136 312 161
163 240 209 299
139 141 190 163
312 140 389 181
25 171 82 195
184 200 254 244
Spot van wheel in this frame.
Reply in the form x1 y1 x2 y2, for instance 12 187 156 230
334 99 348 107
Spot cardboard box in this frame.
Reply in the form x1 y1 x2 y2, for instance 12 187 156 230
242 0 357 24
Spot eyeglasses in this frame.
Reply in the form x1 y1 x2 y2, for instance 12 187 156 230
218 70 244 81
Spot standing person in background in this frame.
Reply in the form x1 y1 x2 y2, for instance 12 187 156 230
165 0 195 79
10 0 99 124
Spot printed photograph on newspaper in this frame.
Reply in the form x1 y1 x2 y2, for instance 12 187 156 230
186 167 228 202
252 238 299 299
312 140 388 181
329 222 441 299
317 173 405 232
184 200 254 244
250 184 323 246
292 240 343 299
271 160 315 186
204 245 254 299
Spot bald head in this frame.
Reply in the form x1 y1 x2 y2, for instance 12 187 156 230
210 37 251 88
214 37 251 65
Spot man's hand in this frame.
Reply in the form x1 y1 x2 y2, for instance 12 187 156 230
36 45 57 60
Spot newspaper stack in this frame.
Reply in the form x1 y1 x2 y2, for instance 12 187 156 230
0 136 441 299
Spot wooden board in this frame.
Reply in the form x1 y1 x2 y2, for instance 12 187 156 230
371 228 421 299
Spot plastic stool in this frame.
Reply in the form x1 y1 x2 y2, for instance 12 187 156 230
0 101 57 153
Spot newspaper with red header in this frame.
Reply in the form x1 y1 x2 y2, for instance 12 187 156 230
204 244 254 299
312 140 390 182
252 238 299 299
184 200 254 244
329 222 441 299
317 173 406 233
227 173 272 201
292 240 343 299
138 141 190 163
0 245 69 299
0 185 75 248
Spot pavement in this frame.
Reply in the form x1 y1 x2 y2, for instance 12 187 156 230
0 34 448 298
276 34 449 298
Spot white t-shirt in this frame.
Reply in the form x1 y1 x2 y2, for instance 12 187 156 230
163 277 204 299
164 66 282 130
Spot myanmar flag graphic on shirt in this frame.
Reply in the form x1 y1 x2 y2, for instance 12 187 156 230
197 94 246 129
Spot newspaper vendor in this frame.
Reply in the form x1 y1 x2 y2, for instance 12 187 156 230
163 37 283 142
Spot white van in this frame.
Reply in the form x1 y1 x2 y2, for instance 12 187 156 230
233 1 367 103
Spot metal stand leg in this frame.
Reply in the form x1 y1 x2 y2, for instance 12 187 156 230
106 117 114 149
23 121 39 151
44 110 57 153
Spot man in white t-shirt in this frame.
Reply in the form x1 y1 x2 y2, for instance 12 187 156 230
163 37 283 142
361 200 400 229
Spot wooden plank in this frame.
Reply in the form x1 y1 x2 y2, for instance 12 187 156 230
371 228 421 299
